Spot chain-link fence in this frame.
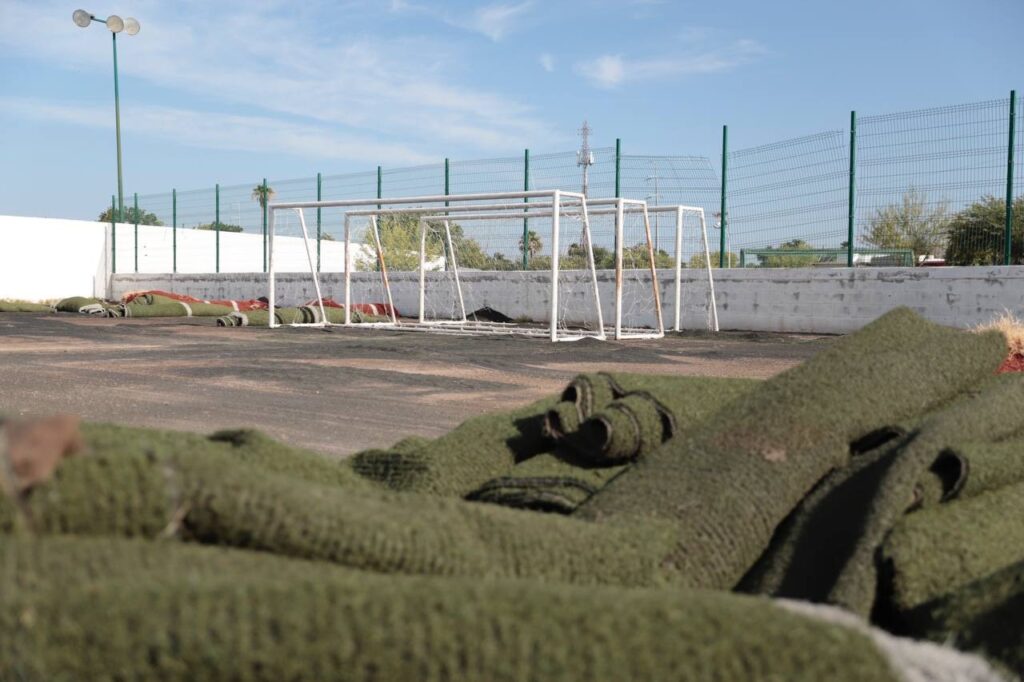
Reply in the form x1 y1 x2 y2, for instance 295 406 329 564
115 92 1018 273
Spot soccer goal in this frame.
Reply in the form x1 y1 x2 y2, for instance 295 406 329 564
268 190 612 342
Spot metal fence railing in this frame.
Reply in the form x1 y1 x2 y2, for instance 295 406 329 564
109 91 1019 274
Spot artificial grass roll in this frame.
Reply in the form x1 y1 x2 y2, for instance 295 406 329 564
465 450 628 514
10 437 680 586
215 306 359 327
53 296 101 313
576 308 1008 591
576 392 673 463
349 395 559 495
1 536 920 682
925 439 1024 501
895 561 1024 676
0 300 52 313
740 373 1024 616
879 481 1024 615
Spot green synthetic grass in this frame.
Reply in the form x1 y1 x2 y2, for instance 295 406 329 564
1 535 904 682
0 300 53 313
897 560 1024 676
3 423 681 587
575 308 1009 591
740 373 1024 616
52 296 102 313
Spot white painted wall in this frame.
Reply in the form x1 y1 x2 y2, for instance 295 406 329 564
0 215 369 301
110 266 1024 334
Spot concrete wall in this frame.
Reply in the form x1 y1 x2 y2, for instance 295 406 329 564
0 215 369 301
109 265 1024 334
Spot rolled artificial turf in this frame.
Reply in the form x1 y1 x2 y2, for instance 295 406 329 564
465 450 629 514
879 480 1024 616
740 374 1024 617
354 376 757 497
216 306 377 326
349 396 559 496
574 308 1009 591
1 535 930 682
53 296 102 313
894 560 1024 676
0 300 53 313
2 424 680 587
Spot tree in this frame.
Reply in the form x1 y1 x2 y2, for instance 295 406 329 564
689 250 739 269
945 195 1024 265
98 205 163 225
251 184 276 211
518 230 543 261
357 215 454 272
759 239 818 268
196 222 244 233
862 187 950 262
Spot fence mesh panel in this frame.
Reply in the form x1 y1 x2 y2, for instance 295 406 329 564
121 95 1018 273
726 131 849 267
857 99 1011 266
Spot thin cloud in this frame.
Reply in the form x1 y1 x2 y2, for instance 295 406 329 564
457 2 533 41
0 96 434 165
0 0 559 155
575 39 765 88
539 53 555 72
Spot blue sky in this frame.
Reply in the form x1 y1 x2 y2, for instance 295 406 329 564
1 0 1021 220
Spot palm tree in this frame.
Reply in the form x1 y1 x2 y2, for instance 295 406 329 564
518 230 542 260
251 184 276 211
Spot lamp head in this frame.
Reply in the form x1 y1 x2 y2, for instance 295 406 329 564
72 9 93 27
123 17 140 35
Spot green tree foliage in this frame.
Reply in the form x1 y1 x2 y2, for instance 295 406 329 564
196 223 244 233
945 195 1024 265
689 251 740 269
97 206 163 226
251 184 276 210
759 239 819 268
518 230 543 260
861 187 949 262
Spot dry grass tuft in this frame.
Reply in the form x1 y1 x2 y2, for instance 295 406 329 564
975 311 1024 356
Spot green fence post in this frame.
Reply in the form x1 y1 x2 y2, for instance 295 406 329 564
172 188 177 274
719 125 728 269
316 172 322 272
377 166 382 210
1006 90 1017 266
848 111 857 268
133 192 138 273
523 148 530 270
444 158 450 271
215 183 220 274
261 178 268 273
110 194 117 275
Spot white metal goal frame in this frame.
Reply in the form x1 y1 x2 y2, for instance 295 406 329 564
267 190 606 342
405 199 718 336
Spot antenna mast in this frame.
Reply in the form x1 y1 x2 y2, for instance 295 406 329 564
577 120 595 197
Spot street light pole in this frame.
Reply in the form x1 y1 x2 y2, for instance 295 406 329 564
73 10 140 223
111 31 123 222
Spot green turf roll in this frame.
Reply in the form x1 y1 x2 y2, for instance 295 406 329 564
576 392 673 463
53 296 102 313
0 300 53 313
880 481 1024 616
1 536 913 682
215 306 366 327
465 450 628 514
576 308 1009 592
349 395 559 495
554 377 756 463
9 430 681 586
923 439 1024 502
895 560 1024 676
740 373 1024 616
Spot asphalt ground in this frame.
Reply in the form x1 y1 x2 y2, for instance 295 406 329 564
0 314 833 457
